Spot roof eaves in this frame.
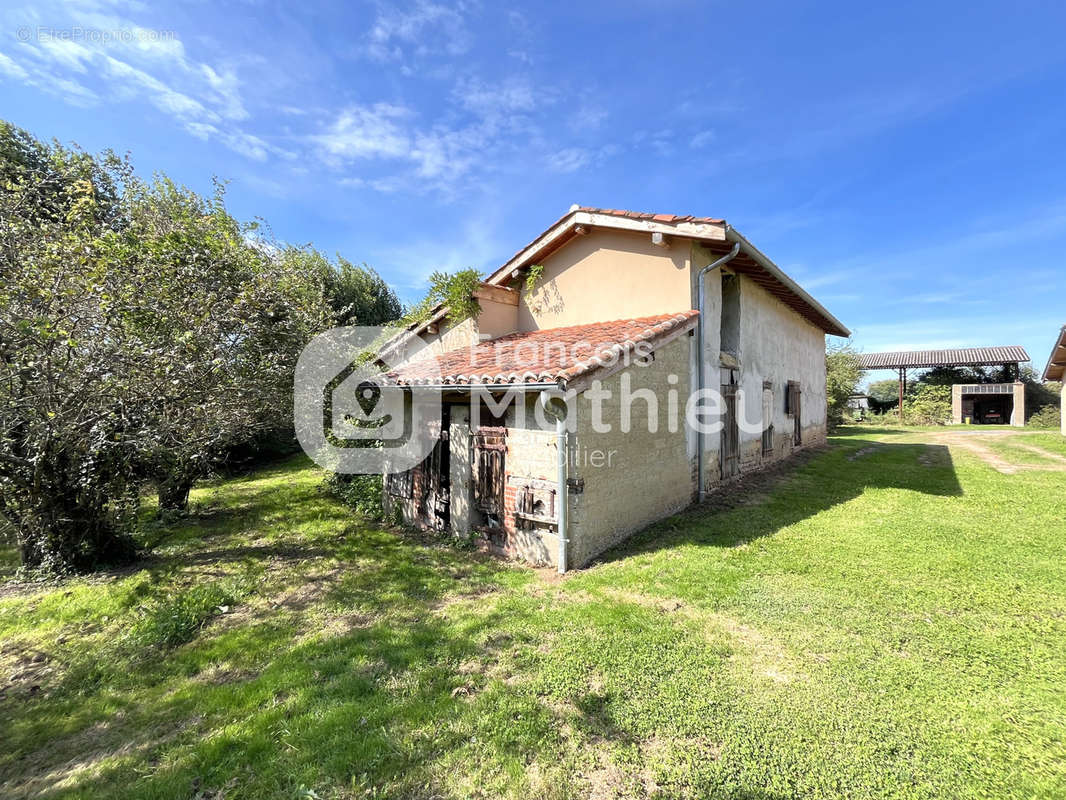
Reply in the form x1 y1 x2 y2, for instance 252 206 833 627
1042 325 1066 382
724 227 851 338
484 208 849 338
484 207 729 286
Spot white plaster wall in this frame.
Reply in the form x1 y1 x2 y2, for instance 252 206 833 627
691 242 723 493
734 276 828 458
449 404 472 535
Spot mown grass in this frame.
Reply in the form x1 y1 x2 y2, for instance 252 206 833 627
1 429 1064 799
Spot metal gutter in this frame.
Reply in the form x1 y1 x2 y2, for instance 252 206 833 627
695 241 740 502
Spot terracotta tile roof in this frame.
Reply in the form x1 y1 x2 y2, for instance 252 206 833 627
858 346 1031 370
383 311 698 387
576 206 725 225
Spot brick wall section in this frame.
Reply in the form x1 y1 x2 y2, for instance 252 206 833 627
569 335 694 567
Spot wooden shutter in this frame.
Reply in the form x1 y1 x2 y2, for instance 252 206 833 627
473 427 506 515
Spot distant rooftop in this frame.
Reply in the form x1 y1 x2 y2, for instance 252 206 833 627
859 347 1030 371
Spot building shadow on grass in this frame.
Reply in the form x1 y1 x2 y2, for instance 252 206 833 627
593 437 962 566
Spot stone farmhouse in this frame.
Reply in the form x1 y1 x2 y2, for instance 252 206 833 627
378 206 849 571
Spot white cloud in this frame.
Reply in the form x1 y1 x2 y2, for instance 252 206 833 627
103 55 213 120
546 148 589 173
454 77 537 117
569 106 607 132
690 129 715 148
314 103 412 161
0 51 29 80
634 128 676 156
200 64 248 121
311 74 558 193
36 37 94 73
0 2 271 160
363 0 471 63
793 269 853 290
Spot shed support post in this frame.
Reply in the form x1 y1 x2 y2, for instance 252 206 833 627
898 368 906 422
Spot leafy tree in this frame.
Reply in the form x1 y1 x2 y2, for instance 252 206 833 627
902 384 952 425
916 365 991 386
399 268 483 328
282 247 400 327
1 124 141 570
1028 403 1061 429
867 379 900 406
0 121 333 570
118 178 334 512
826 341 863 431
325 255 401 327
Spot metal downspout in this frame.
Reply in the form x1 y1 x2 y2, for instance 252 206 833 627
538 391 569 573
696 240 740 502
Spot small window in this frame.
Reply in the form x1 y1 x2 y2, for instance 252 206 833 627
720 273 741 356
386 469 413 498
785 381 800 417
785 381 802 445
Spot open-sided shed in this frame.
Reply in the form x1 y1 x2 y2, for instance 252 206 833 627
858 346 1031 425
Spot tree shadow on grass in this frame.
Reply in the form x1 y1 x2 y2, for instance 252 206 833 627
2 513 532 800
593 437 962 566
832 425 913 437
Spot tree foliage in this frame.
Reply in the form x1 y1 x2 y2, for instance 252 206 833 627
399 268 483 329
826 341 863 431
867 379 900 406
0 121 334 571
902 384 952 425
282 247 400 327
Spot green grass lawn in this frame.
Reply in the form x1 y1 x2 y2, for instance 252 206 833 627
2 427 1065 799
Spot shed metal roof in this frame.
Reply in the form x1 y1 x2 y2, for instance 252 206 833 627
859 346 1030 370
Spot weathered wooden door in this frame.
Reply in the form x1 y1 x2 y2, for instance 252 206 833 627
720 384 739 479
473 426 506 519
417 406 450 530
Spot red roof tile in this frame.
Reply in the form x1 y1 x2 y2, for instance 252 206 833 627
577 206 726 225
384 312 698 387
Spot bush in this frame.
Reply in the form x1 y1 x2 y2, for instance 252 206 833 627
826 341 863 432
1028 404 1061 430
902 385 952 426
324 473 384 521
128 575 252 649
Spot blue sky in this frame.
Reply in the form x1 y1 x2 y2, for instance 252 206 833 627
2 0 1065 383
